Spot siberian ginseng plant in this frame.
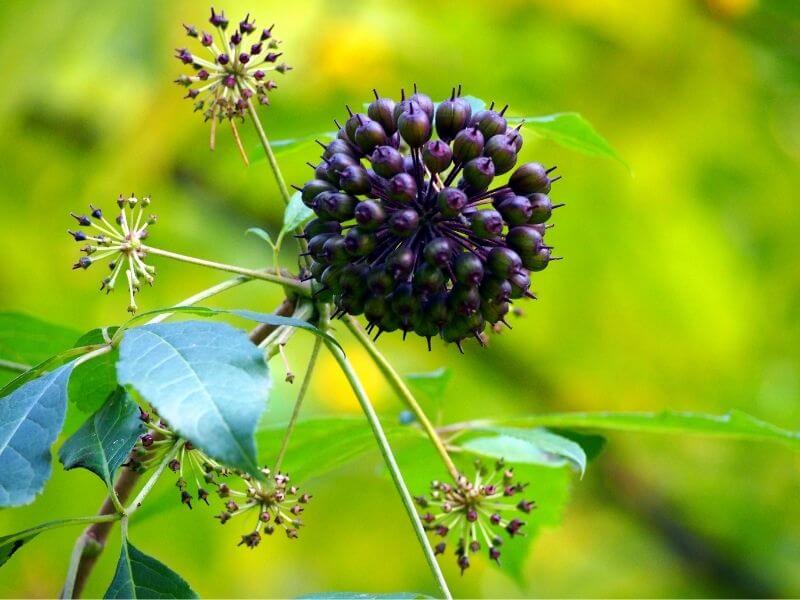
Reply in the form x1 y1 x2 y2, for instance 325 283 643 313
2 7 799 599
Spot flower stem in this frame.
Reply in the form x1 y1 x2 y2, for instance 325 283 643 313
344 316 461 481
141 245 310 297
126 441 182 516
321 318 452 599
273 337 322 473
245 99 311 266
0 358 30 372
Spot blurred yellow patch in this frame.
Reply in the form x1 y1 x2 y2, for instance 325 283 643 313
312 343 389 412
310 21 392 88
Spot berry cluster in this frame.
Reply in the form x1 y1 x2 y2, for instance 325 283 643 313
68 195 157 313
415 461 534 574
174 8 290 123
299 87 562 351
130 412 309 549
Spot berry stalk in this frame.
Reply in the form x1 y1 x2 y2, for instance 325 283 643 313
321 318 452 599
273 336 322 472
344 315 461 481
141 245 310 297
245 99 311 267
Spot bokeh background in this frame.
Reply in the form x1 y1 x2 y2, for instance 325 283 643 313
1 0 799 597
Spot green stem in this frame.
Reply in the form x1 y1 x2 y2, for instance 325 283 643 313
321 321 452 599
147 276 252 324
245 99 311 266
246 100 291 205
344 316 461 481
1 514 120 547
142 245 310 298
273 337 322 473
0 358 30 372
126 441 182 516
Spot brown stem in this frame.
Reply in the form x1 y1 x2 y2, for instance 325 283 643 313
64 300 295 598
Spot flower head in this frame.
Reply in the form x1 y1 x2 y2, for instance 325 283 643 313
298 87 563 351
175 7 291 146
415 460 534 574
131 415 310 549
68 194 157 313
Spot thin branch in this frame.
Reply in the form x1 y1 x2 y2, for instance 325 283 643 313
0 358 31 372
344 316 461 481
322 325 452 599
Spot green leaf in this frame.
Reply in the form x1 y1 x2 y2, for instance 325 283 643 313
245 227 274 247
0 362 74 506
117 321 269 475
104 539 197 599
0 530 38 568
0 312 80 371
69 327 119 414
59 388 144 485
281 191 314 235
514 112 627 168
299 594 432 599
405 368 452 402
499 410 800 450
459 428 588 475
116 306 342 352
257 417 418 481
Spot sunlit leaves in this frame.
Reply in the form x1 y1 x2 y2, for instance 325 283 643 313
117 321 269 476
104 539 197 599
59 388 144 485
512 112 628 169
497 410 800 450
460 428 588 475
282 191 314 235
0 529 38 569
0 362 74 506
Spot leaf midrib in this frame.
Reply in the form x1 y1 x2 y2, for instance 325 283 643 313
131 328 252 469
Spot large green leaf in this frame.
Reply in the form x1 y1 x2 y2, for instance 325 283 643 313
460 428 588 475
0 362 74 506
257 417 417 481
494 410 800 450
59 388 144 485
0 312 80 372
104 539 197 599
513 112 627 168
117 321 269 475
68 327 119 414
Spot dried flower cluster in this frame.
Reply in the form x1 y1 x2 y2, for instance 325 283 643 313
415 461 534 573
299 87 562 351
175 8 290 130
68 195 157 313
129 410 310 549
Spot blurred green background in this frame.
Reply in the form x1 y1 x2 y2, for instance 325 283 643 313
1 0 799 597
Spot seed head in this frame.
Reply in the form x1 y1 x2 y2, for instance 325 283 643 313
176 8 290 146
417 460 534 573
68 195 157 314
299 88 562 351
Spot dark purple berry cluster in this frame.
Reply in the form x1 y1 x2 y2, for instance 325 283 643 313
298 87 562 351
